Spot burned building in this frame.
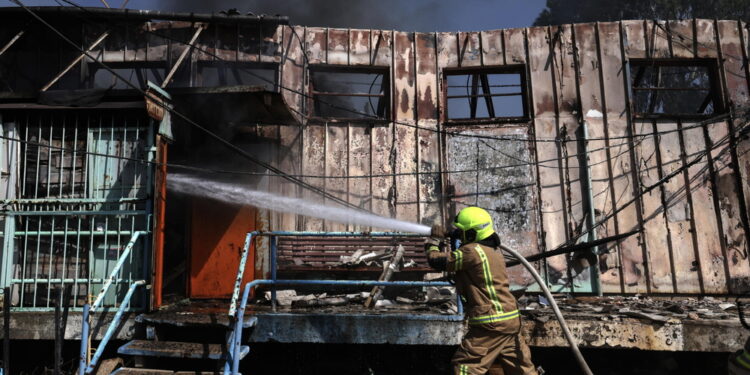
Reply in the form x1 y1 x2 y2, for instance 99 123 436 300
0 5 748 375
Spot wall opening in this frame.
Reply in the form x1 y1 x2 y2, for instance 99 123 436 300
630 60 724 118
309 66 390 120
443 67 528 123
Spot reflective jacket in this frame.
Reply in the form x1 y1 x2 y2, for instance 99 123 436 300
427 242 520 334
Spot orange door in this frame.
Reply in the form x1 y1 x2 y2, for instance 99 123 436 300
189 199 256 299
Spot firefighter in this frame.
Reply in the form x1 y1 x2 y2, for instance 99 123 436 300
425 206 538 375
729 338 750 375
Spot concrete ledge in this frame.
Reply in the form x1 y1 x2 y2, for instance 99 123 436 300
1 311 137 340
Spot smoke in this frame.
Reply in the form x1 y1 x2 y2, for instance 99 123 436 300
156 0 448 31
169 173 432 234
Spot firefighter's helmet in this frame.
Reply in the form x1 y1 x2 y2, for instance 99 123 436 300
453 207 495 244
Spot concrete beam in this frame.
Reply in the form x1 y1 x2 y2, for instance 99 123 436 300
1 311 137 340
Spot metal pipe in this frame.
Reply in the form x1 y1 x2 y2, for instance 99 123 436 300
3 287 9 375
581 121 602 296
78 304 90 375
85 280 145 374
54 287 62 375
90 231 145 312
270 236 277 311
230 279 456 375
500 244 594 375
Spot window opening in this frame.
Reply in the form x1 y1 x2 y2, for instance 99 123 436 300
310 67 389 120
630 60 723 118
445 68 527 122
196 62 277 90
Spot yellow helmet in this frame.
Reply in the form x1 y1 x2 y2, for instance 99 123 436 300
453 207 495 243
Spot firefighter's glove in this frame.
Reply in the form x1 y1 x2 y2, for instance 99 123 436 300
424 237 443 253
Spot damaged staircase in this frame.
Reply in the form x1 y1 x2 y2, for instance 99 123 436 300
111 311 257 375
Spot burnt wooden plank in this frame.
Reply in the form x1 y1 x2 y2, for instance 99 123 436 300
644 20 671 58
436 32 459 69
415 32 441 226
393 31 418 223
657 122 703 294
458 31 481 67
279 124 302 231
349 29 370 66
371 121 395 227
327 28 349 65
480 29 504 66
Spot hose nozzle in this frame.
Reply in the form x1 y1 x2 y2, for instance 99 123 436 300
430 225 447 238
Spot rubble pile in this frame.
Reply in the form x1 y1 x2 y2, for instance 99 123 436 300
256 286 458 314
518 294 741 323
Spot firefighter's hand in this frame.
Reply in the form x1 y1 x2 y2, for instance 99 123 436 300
424 237 443 253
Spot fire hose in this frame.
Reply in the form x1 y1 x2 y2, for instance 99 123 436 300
500 243 594 375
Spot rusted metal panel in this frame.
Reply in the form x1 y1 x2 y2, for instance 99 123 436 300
326 124 349 231
327 28 349 65
457 32 481 67
644 20 671 58
279 125 302 231
715 20 750 293
668 20 695 58
504 27 526 64
527 26 567 284
598 21 644 293
632 122 675 293
349 29 370 66
695 19 718 58
682 122 727 293
305 27 327 64
393 31 418 223
436 32 458 69
415 33 441 226
348 124 371 231
370 30 391 66
705 120 749 293
370 123 395 225
480 29 504 66
302 124 326 231
656 122 703 294
281 26 306 124
622 20 646 59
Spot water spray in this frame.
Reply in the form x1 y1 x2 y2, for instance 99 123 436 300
168 173 432 235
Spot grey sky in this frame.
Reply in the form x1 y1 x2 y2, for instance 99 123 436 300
5 0 547 31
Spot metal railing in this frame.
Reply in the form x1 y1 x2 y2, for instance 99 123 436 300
77 231 148 375
223 231 463 375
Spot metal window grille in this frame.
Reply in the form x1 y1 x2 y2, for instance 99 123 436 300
0 109 154 310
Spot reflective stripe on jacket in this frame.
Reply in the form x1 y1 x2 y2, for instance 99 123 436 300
428 242 520 333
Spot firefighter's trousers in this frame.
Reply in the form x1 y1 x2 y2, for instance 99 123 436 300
452 325 538 375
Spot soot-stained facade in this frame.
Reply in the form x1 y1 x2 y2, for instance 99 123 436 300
0 7 748 310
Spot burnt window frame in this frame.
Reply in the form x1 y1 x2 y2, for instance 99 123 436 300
307 65 391 123
629 59 726 119
442 65 530 125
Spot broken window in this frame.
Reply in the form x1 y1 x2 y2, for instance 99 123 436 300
630 60 724 118
444 67 528 122
309 66 390 120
